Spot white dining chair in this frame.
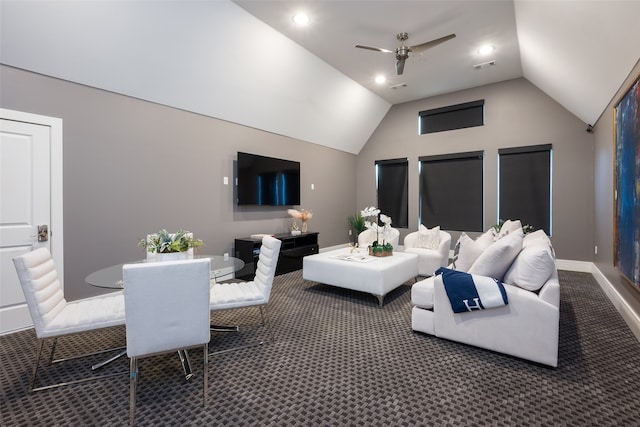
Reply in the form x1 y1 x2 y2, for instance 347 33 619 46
209 235 281 344
123 258 211 425
145 231 196 380
12 247 126 392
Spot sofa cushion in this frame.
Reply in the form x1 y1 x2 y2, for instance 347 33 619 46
476 228 498 249
451 228 501 272
468 229 524 280
504 241 556 291
451 233 484 272
498 219 522 239
411 276 435 309
416 225 441 250
523 229 549 246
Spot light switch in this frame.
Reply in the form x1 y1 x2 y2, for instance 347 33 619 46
223 176 228 185
311 183 315 190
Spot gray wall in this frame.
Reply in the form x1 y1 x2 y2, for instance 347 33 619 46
1 65 357 300
357 78 594 261
4 64 639 319
593 60 640 316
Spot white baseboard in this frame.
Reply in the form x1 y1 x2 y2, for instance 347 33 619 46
558 259 640 343
556 259 592 272
589 264 640 342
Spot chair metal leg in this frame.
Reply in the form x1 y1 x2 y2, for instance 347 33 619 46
203 343 208 406
29 339 46 392
48 337 58 364
178 350 194 381
259 305 274 342
129 357 138 426
209 305 272 356
29 336 127 392
91 349 127 370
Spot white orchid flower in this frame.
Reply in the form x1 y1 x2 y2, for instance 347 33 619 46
360 206 380 218
380 214 392 225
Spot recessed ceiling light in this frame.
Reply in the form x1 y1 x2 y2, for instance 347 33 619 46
477 45 495 55
375 75 386 84
292 13 310 26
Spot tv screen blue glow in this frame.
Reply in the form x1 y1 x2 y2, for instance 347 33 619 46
237 152 301 206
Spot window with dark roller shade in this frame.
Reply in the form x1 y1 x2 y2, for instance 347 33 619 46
419 151 484 231
376 158 408 228
498 144 552 235
419 100 484 134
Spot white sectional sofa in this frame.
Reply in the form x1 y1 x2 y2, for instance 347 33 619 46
411 221 560 367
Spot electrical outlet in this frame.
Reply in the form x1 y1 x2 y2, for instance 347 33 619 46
348 229 352 236
223 176 228 185
594 245 598 255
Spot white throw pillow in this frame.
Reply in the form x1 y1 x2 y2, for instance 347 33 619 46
451 232 485 272
468 229 524 280
504 241 556 291
498 219 522 239
523 229 555 258
475 228 497 250
416 225 441 250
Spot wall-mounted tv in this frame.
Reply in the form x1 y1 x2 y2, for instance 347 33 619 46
237 152 301 206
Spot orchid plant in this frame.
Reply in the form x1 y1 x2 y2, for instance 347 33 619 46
360 206 393 250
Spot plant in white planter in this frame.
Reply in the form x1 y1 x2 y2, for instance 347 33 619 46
138 229 204 254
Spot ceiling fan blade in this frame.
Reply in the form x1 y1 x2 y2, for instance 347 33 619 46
355 44 394 54
396 58 406 75
410 33 456 54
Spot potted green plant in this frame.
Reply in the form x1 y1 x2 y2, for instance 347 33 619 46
139 229 204 261
348 213 367 242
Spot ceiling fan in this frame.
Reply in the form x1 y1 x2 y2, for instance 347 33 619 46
356 32 456 75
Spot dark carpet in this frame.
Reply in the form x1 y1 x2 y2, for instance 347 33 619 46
1 270 639 426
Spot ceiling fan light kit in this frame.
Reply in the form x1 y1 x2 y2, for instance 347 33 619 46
356 32 456 75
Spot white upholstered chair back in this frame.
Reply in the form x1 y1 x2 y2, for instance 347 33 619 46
12 247 67 339
253 235 282 303
123 258 211 357
404 230 452 276
358 227 400 248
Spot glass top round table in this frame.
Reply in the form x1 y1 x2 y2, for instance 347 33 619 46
85 255 245 289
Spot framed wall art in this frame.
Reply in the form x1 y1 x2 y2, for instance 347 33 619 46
614 73 640 292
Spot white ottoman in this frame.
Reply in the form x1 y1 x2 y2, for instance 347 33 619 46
302 247 418 307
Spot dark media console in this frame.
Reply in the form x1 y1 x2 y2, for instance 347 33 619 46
234 232 319 281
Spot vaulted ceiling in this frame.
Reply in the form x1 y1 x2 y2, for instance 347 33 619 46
234 0 640 126
2 1 640 154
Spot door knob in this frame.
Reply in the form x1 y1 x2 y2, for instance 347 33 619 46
37 225 49 242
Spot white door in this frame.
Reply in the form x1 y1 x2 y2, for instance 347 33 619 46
0 110 63 335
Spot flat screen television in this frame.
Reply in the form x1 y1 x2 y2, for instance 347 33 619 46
237 152 301 206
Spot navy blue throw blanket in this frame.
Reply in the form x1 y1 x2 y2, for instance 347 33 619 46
435 267 509 313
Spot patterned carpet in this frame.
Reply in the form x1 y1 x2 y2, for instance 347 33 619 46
1 270 639 426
